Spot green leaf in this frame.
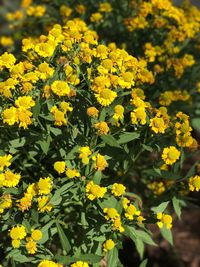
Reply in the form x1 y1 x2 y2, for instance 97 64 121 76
135 238 144 259
75 254 102 263
192 118 200 130
99 196 118 209
107 247 118 267
151 201 169 213
160 226 173 245
50 191 62 205
8 250 34 263
101 135 121 148
32 99 41 119
39 220 55 244
172 197 182 219
50 127 62 136
38 135 51 155
9 137 26 148
93 171 102 184
56 221 71 252
124 225 137 240
118 132 139 144
55 256 74 264
142 144 153 152
139 259 148 267
135 230 157 246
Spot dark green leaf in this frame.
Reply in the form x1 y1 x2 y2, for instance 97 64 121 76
56 221 71 252
118 132 139 144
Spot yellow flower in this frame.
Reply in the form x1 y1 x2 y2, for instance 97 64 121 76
94 121 109 135
3 170 21 187
71 261 89 267
0 52 16 69
54 161 66 174
112 217 124 232
99 3 112 12
37 177 52 195
162 146 180 165
66 168 80 179
38 196 53 213
51 81 70 97
17 194 32 212
87 107 99 117
131 107 147 125
79 146 92 165
86 181 107 200
38 260 62 267
60 101 73 113
93 154 108 171
90 12 103 22
51 107 67 127
34 42 55 57
31 229 43 241
122 197 130 209
103 239 115 252
25 237 37 254
113 105 124 121
12 239 21 248
2 107 18 126
0 154 12 171
157 213 172 229
119 72 135 89
17 109 33 129
37 62 54 80
124 204 140 220
103 208 119 220
137 215 146 224
149 116 168 134
15 96 35 110
0 194 12 208
95 88 117 106
10 225 27 240
0 36 13 47
112 183 126 197
189 175 200 192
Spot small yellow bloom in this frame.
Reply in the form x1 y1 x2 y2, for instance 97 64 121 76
162 146 180 165
189 175 200 192
79 146 92 165
112 183 126 197
26 237 37 254
157 213 172 229
10 225 27 240
3 170 21 187
94 121 109 135
66 168 80 179
71 261 89 267
51 81 70 97
15 96 35 110
0 154 12 171
95 89 117 106
54 161 66 174
124 204 140 220
37 177 52 195
93 153 108 171
12 239 21 248
31 229 43 241
87 107 99 117
103 239 115 252
86 181 107 200
38 196 53 213
103 208 119 220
